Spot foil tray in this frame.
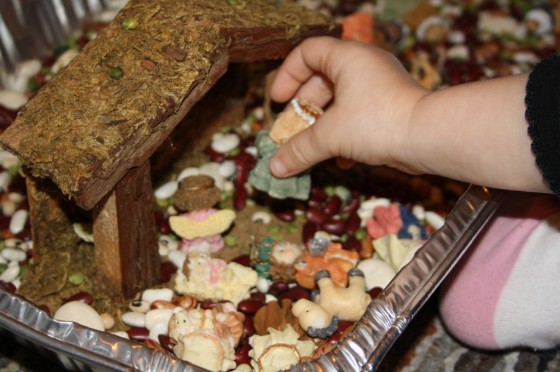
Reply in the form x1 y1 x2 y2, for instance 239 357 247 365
0 185 506 371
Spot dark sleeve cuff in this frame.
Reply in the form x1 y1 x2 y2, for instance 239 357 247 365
525 53 560 196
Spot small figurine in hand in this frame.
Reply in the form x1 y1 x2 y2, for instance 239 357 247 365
249 98 323 200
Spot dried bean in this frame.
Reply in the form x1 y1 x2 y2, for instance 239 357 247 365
307 199 322 210
233 187 248 210
368 287 383 299
342 235 361 252
344 212 361 235
63 291 94 305
160 261 177 283
235 340 251 365
310 187 328 202
342 197 360 214
150 300 175 310
243 316 255 338
306 207 327 225
324 195 342 216
173 296 197 310
0 280 16 292
250 292 266 303
269 281 289 295
158 335 174 353
234 163 250 187
320 218 346 236
302 222 319 243
237 299 264 315
279 285 311 302
231 254 251 267
273 209 296 222
144 339 163 350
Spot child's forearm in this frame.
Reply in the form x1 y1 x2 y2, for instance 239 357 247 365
403 74 551 193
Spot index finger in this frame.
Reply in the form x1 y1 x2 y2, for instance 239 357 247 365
270 36 341 103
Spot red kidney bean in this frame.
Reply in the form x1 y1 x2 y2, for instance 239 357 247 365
229 152 254 165
320 218 346 236
302 222 318 243
344 212 361 235
200 301 218 310
273 209 295 222
16 228 32 241
243 316 255 338
324 195 342 217
127 327 150 342
250 292 266 303
158 334 174 353
144 339 163 351
37 304 51 315
231 254 251 267
0 216 10 230
327 320 355 343
342 197 360 214
0 107 16 130
307 207 327 225
160 261 177 283
279 286 311 302
235 340 251 365
368 287 383 299
235 163 250 188
203 146 225 162
63 291 94 305
0 280 16 293
307 199 322 210
269 281 289 294
158 218 172 235
233 187 248 211
237 299 264 315
342 235 361 252
7 175 26 194
310 187 328 202
199 300 231 310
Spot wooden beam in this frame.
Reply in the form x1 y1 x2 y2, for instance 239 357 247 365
92 161 159 299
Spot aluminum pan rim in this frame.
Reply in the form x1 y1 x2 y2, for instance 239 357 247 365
0 185 505 371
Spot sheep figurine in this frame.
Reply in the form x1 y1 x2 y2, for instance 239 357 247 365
292 268 371 339
315 268 371 322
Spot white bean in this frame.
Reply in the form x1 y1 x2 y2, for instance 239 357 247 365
121 311 146 328
0 90 28 110
145 308 174 331
54 301 105 331
141 288 174 303
9 209 28 235
154 181 178 200
177 167 200 181
1 247 26 262
0 262 20 282
425 211 445 230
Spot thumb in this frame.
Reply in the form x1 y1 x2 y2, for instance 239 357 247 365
269 115 333 178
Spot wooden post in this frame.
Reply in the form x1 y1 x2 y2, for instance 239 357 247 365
92 161 159 299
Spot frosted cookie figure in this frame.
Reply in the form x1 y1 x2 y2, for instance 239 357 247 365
249 98 323 200
169 174 235 254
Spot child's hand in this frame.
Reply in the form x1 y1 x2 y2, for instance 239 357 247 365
269 36 429 178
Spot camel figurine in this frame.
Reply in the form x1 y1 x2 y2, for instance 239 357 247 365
292 268 371 339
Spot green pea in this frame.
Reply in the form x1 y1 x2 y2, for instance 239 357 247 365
121 18 139 30
355 228 367 240
224 235 237 247
109 67 124 80
68 272 85 286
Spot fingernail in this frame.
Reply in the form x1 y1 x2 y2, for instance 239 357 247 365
270 158 287 177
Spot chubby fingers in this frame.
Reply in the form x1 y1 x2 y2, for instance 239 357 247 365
270 36 341 105
269 110 336 177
